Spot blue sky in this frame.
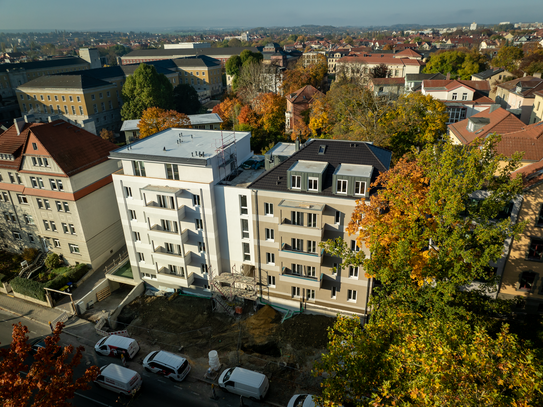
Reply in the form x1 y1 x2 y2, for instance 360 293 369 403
0 0 542 32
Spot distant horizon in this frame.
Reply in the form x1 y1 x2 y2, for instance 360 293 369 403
0 0 541 34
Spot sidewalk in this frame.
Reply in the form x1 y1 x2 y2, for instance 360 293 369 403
0 293 64 328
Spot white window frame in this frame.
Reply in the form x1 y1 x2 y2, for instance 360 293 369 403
331 286 337 299
354 181 366 196
264 202 273 216
266 252 275 265
291 175 301 189
69 244 80 254
240 195 248 215
268 275 276 287
308 177 318 191
265 228 275 241
349 266 359 278
292 286 301 298
241 219 249 239
337 179 348 194
306 289 315 301
347 289 357 302
242 242 250 261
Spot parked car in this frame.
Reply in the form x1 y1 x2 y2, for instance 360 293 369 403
94 335 140 360
218 367 269 400
94 364 142 396
29 337 63 357
287 394 316 407
142 350 191 382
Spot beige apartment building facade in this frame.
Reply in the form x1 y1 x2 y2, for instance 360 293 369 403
0 117 124 268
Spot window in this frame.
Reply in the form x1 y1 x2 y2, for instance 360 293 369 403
79 106 83 115
133 231 141 241
17 195 28 204
518 271 537 291
527 238 543 261
44 199 50 210
291 211 303 226
349 266 359 278
165 242 175 253
198 241 206 252
193 194 201 206
157 195 175 209
109 100 113 109
306 289 315 300
337 179 347 194
13 231 22 241
354 181 366 196
91 94 95 100
351 240 360 252
71 106 76 114
331 286 337 299
335 211 341 224
292 264 303 275
32 142 38 151
307 213 317 228
50 179 57 190
101 102 105 111
268 275 276 287
62 223 69 233
23 214 34 224
201 264 208 273
265 228 275 241
307 240 317 253
452 93 458 100
240 195 248 215
305 176 319 191
536 205 543 226
43 220 50 230
291 175 301 189
292 286 301 298
195 219 203 230
264 202 273 216
306 266 316 277
2 192 7 201
53 238 61 248
8 172 15 183
165 164 179 180
124 186 132 197
69 224 76 234
133 161 146 177
137 252 145 262
347 289 357 302
241 219 249 238
161 219 178 233
243 242 250 261
16 174 22 185
292 238 303 251
129 210 137 220
462 93 468 101
36 198 43 209
266 252 275 264
332 262 339 275
8 213 15 222
99 92 103 99
76 96 80 102
54 95 58 101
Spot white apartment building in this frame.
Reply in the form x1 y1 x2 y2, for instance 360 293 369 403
109 128 253 291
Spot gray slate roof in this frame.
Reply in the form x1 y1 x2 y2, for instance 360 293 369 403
249 139 391 197
472 68 504 80
0 57 88 73
18 74 113 89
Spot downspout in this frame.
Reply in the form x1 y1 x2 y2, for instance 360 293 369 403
252 189 262 297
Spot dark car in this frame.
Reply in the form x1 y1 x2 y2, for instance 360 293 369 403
30 338 63 357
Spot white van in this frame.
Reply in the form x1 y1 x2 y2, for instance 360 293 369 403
94 335 140 360
218 367 269 400
95 364 142 396
143 350 191 382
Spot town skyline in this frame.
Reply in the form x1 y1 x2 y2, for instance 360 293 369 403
1 0 542 32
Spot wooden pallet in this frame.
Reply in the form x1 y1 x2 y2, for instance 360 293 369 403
96 286 111 302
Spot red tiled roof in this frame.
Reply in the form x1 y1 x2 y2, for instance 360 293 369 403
371 77 405 85
513 159 543 188
286 85 323 104
496 76 543 96
423 80 490 92
337 55 424 66
394 49 422 58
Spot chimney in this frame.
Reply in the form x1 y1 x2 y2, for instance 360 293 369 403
295 137 300 152
13 117 25 135
489 104 500 113
446 72 451 80
24 114 35 123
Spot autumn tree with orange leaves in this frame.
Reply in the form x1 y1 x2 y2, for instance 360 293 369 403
138 107 191 138
316 136 542 407
281 54 328 95
0 322 100 407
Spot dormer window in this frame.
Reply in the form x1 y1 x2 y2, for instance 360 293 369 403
354 181 366 196
308 177 318 191
291 175 301 189
452 93 458 100
287 160 327 193
336 179 348 194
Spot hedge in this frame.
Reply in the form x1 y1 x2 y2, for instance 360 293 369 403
11 264 88 301
0 273 5 289
10 276 46 302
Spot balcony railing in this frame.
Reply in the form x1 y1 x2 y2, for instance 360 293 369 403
154 246 183 257
280 266 320 288
158 267 187 279
149 224 179 234
281 243 324 257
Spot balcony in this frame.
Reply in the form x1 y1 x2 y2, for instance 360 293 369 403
145 201 186 219
278 218 324 238
153 247 193 267
279 243 324 264
279 266 320 288
157 268 195 288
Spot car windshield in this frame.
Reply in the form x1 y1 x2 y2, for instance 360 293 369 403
223 368 234 382
148 351 158 362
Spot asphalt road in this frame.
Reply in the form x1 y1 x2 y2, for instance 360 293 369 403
0 309 51 348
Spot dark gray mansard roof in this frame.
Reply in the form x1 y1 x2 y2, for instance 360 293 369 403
249 139 391 197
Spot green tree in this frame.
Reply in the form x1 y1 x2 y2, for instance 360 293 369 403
423 50 487 79
45 253 62 270
173 83 201 114
228 38 242 47
120 64 174 120
491 46 524 73
344 35 354 45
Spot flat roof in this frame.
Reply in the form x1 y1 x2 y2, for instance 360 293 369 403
268 142 296 157
278 199 325 211
334 163 373 178
120 113 222 132
110 128 250 163
222 168 265 187
141 185 183 194
289 160 328 174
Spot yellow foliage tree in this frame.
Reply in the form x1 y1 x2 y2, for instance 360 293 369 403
137 107 190 138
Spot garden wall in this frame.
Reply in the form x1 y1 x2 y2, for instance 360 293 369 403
108 282 145 330
75 278 111 314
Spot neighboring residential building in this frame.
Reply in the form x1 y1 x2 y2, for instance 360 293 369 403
120 113 223 143
421 79 494 123
301 51 327 68
167 56 223 99
336 55 424 81
448 106 543 167
499 160 543 311
530 91 543 124
15 75 120 136
0 117 124 268
405 73 446 92
248 139 392 315
369 77 405 97
327 50 350 74
471 68 514 99
120 47 261 66
109 128 254 292
495 76 543 124
164 42 211 49
285 85 323 134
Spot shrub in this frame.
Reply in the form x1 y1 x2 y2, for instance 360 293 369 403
44 264 88 290
45 253 62 270
0 273 5 289
22 248 39 263
10 276 46 302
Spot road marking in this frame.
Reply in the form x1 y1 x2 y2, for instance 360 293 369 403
191 391 200 396
74 392 112 407
175 385 184 390
157 379 166 383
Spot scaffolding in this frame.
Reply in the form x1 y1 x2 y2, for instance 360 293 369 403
215 130 238 182
209 264 260 315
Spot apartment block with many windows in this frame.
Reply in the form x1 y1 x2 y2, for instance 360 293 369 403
248 140 391 315
0 117 124 268
109 128 253 291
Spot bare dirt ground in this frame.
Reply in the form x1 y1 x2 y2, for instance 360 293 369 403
113 294 336 404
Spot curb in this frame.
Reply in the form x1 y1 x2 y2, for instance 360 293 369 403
194 377 284 407
0 305 51 329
